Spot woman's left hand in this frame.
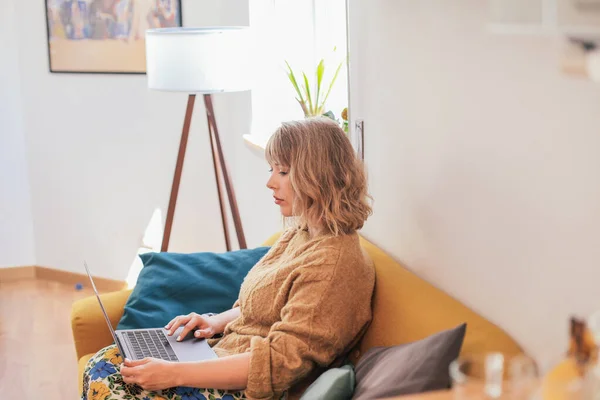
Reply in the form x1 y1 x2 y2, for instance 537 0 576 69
121 357 178 390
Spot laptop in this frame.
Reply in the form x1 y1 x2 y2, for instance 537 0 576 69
84 261 218 363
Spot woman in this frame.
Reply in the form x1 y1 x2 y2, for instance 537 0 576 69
82 118 375 400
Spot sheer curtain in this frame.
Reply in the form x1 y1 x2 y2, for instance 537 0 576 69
246 0 348 147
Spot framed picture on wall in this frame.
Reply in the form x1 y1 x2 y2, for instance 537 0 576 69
44 0 183 74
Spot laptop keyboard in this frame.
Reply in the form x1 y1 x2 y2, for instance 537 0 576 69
124 330 178 362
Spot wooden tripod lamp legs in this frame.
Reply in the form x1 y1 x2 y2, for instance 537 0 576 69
160 94 247 253
161 94 195 252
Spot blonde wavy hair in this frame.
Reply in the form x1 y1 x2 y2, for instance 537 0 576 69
265 117 372 236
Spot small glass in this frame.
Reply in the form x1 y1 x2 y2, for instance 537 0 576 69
449 352 540 399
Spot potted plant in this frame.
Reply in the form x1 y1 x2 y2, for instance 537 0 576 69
285 50 348 132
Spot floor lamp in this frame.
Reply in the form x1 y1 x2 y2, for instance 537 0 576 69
145 27 249 252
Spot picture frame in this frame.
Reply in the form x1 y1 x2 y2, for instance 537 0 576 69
44 0 183 74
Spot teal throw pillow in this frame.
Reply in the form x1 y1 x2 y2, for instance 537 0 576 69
117 247 270 330
300 364 356 400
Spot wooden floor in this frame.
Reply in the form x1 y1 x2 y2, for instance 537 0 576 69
0 279 97 399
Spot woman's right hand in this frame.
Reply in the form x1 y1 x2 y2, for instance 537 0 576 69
165 312 218 341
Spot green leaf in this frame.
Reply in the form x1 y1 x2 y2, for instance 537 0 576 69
315 59 325 112
209 394 216 400
284 61 306 106
302 72 314 115
322 110 335 120
319 62 343 110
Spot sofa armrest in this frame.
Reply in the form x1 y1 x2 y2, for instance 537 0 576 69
71 289 133 360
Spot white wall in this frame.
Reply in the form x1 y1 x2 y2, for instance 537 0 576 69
9 0 280 279
0 0 36 268
348 0 600 372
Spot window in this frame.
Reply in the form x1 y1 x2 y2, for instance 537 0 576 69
245 0 349 148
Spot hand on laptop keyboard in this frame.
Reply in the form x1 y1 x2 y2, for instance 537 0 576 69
165 312 218 341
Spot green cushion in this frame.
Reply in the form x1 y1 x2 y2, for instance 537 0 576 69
300 364 355 400
117 247 270 330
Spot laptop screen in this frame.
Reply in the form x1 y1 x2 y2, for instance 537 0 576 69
83 261 126 359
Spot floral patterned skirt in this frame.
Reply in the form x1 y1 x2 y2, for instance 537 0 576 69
82 344 247 400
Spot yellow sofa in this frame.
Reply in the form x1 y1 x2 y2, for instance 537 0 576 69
71 233 523 395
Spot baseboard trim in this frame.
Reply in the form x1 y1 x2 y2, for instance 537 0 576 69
0 266 126 292
0 266 36 282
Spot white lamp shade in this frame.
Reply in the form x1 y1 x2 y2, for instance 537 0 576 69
145 27 250 93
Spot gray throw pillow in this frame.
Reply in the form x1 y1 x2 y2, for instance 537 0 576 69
300 364 355 400
352 323 467 400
